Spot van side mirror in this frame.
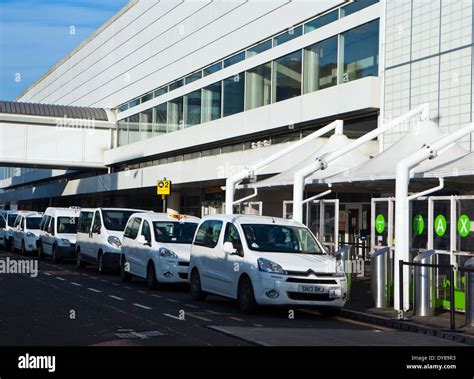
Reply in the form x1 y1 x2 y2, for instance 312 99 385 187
137 235 150 246
223 241 236 255
92 225 101 234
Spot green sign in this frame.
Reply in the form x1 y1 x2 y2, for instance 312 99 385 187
457 214 471 238
413 214 425 236
434 215 447 237
375 214 385 234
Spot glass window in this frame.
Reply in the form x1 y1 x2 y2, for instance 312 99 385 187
201 82 222 123
273 25 302 46
185 89 201 127
7 214 17 227
128 114 140 144
118 119 128 146
153 221 198 244
304 35 338 94
341 20 379 83
185 71 203 84
77 212 93 233
154 103 167 135
341 0 378 17
304 10 338 33
168 97 184 132
129 99 140 108
102 210 136 232
154 87 168 97
48 217 55 235
141 220 151 244
57 217 78 234
92 211 102 232
169 79 184 91
140 92 153 103
194 220 223 248
223 73 245 117
25 217 41 230
273 50 302 103
124 217 141 240
245 62 271 111
224 52 245 68
203 62 222 76
224 223 243 251
139 108 153 140
246 40 272 58
118 104 129 112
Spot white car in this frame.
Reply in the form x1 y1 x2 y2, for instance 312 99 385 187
120 212 200 288
38 207 81 262
13 212 43 255
189 214 348 314
3 210 35 252
76 207 147 273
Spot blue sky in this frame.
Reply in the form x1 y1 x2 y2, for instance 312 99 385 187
0 0 129 101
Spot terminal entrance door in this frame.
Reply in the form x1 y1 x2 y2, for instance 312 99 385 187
343 203 370 258
371 198 394 253
282 199 340 253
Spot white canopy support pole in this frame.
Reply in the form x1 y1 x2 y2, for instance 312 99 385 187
232 188 258 206
224 119 344 215
394 122 474 311
407 177 444 201
302 186 332 205
292 104 431 223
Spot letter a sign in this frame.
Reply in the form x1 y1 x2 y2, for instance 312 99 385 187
434 215 447 237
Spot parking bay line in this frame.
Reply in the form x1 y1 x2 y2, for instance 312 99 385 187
55 277 66 281
133 303 152 310
70 282 82 287
185 313 212 322
87 288 102 293
109 295 125 301
229 316 245 322
163 313 184 321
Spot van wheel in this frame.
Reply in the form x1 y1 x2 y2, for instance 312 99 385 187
51 245 61 263
238 276 258 314
146 262 159 289
120 257 131 282
190 269 207 301
76 251 85 269
97 253 106 274
20 241 26 256
38 243 44 259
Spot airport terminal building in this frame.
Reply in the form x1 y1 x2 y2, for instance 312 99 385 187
1 0 474 263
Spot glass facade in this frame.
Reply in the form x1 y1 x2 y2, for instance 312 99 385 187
116 16 379 146
273 26 302 46
246 62 271 110
246 40 272 58
341 20 379 83
304 10 338 33
202 82 222 123
304 36 338 94
223 74 245 117
341 0 379 17
224 52 245 68
273 51 302 102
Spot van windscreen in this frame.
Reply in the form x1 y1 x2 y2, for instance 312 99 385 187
102 210 136 232
7 214 17 227
26 217 42 230
57 217 79 234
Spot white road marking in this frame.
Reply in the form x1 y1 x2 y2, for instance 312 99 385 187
151 294 161 298
55 277 66 281
70 282 82 287
111 283 119 286
186 313 211 322
166 298 178 303
185 304 198 308
44 272 52 276
109 295 125 301
136 290 147 294
163 313 184 320
133 303 152 310
87 288 102 293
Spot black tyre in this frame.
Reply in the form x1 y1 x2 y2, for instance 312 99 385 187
120 256 131 282
190 269 207 301
238 276 258 314
146 262 159 289
37 243 44 259
97 252 106 274
76 250 85 269
11 239 16 253
20 241 26 256
51 245 61 263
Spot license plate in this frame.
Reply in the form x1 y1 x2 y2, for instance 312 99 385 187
298 285 327 294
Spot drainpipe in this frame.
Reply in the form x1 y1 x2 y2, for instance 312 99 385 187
224 119 344 215
394 123 474 311
292 104 431 223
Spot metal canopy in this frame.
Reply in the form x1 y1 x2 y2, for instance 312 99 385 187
0 100 110 121
416 151 474 178
238 132 372 189
325 121 468 184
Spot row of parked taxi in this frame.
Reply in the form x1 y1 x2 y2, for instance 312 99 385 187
0 207 348 314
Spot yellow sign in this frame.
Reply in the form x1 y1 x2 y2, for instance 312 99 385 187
157 180 171 196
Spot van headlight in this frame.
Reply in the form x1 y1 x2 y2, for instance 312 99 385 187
107 236 122 248
334 260 345 277
159 248 177 259
60 239 70 246
26 232 35 238
257 258 286 275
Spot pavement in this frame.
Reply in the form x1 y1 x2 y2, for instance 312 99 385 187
0 250 470 346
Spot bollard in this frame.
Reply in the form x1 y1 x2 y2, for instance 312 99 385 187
371 247 391 308
413 250 436 316
336 245 353 298
465 258 474 327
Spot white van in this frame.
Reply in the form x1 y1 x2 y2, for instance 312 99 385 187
120 212 200 288
38 207 81 262
76 208 146 273
3 210 35 252
12 212 43 255
189 214 348 314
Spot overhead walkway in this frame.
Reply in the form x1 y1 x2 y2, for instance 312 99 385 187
0 101 116 169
